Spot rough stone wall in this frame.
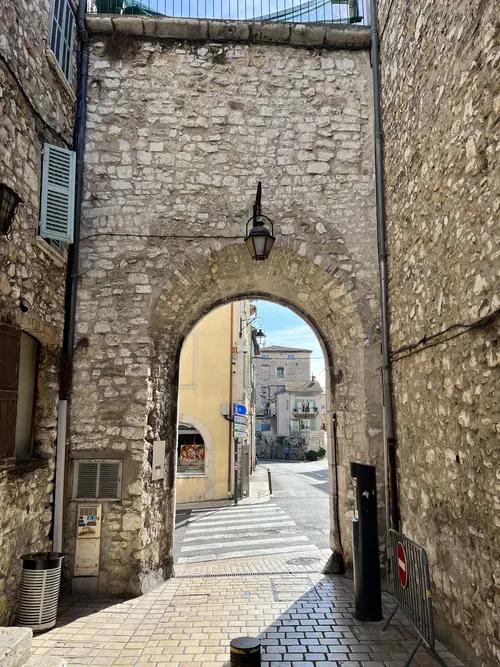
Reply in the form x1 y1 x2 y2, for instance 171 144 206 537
378 1 499 664
254 351 310 415
0 0 74 623
68 22 384 594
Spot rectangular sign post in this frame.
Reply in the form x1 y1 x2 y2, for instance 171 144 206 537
233 422 247 433
232 404 247 505
233 415 247 425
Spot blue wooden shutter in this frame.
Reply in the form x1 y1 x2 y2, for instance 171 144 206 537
40 143 76 243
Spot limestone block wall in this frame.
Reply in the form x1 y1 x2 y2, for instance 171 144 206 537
67 20 384 593
378 1 499 664
0 0 74 623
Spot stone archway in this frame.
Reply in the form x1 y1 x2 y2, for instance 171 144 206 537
67 239 383 595
140 242 382 592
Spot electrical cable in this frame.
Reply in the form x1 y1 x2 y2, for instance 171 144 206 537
80 231 247 241
0 51 71 148
391 306 500 363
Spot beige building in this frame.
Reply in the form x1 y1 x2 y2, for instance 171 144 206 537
255 347 327 459
176 301 256 504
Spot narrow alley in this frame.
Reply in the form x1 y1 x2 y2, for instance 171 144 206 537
30 464 465 666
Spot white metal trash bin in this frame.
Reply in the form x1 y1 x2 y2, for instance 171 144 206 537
17 552 64 632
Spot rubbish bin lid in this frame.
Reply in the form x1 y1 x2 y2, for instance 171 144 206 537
21 552 65 570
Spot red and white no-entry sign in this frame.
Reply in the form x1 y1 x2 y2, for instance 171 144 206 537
397 542 408 588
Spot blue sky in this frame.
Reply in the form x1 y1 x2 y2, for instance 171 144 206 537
254 300 326 387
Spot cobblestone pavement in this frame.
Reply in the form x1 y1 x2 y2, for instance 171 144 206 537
31 555 464 667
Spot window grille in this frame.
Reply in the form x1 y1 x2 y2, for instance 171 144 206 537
50 0 76 84
73 460 122 500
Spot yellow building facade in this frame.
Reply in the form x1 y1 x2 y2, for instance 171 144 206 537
176 301 255 504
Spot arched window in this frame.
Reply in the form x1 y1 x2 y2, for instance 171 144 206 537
177 424 205 475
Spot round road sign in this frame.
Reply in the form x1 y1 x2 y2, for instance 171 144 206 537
397 542 408 589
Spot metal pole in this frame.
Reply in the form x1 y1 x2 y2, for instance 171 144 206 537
52 400 67 552
382 604 398 631
331 412 343 554
403 637 422 667
267 468 272 495
370 0 400 532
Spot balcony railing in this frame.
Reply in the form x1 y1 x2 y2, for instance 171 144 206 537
87 0 370 25
292 406 318 419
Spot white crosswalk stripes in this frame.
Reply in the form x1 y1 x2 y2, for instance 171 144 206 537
176 502 320 563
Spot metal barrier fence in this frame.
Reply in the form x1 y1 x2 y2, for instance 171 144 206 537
87 0 370 25
384 530 438 666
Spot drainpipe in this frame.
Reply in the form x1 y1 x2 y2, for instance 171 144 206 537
370 0 400 533
228 303 234 496
53 0 89 552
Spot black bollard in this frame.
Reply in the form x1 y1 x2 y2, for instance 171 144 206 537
350 462 382 621
230 636 261 666
267 468 273 495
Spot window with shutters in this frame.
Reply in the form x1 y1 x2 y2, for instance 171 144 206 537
73 460 122 500
0 324 21 462
15 333 40 462
40 143 76 244
0 327 40 464
49 0 76 84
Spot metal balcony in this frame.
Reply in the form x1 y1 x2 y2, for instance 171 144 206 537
291 407 318 419
87 0 370 25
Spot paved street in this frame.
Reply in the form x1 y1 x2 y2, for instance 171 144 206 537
32 570 464 666
29 463 464 666
264 460 330 551
174 461 329 564
174 502 323 564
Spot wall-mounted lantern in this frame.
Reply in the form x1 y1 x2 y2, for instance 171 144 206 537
255 328 266 346
0 183 22 237
244 182 275 261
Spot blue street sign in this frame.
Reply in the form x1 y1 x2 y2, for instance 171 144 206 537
233 403 247 415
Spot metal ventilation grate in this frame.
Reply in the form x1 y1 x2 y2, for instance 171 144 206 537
99 462 121 498
74 460 122 500
174 569 324 579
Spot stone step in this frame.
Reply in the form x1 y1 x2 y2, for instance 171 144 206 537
0 627 32 667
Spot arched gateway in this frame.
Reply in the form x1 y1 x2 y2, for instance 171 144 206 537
66 17 383 594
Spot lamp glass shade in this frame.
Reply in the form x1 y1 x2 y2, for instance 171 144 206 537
0 184 21 235
245 225 275 261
